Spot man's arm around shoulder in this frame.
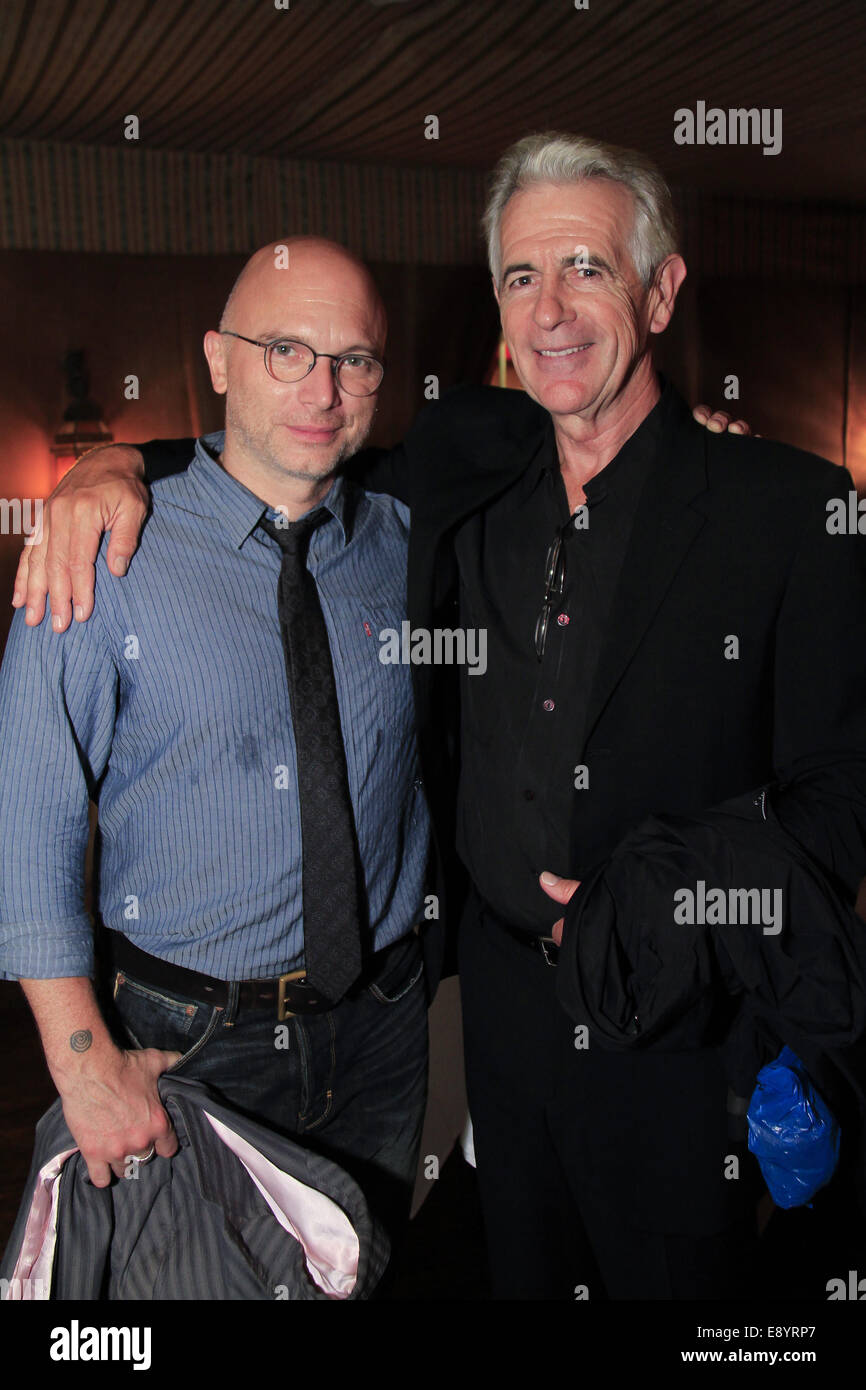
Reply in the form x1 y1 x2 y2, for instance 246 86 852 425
13 438 195 631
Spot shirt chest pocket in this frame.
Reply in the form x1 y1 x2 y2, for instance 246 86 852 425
352 602 413 737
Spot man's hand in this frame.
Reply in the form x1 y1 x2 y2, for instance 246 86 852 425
21 978 180 1188
12 444 148 632
58 1043 182 1187
692 405 751 435
540 870 582 946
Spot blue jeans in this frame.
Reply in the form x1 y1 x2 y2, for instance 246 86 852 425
107 932 428 1244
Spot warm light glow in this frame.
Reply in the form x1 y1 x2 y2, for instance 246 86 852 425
53 456 77 484
486 335 523 391
50 419 113 484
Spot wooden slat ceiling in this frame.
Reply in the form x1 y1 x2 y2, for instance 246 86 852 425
0 0 864 201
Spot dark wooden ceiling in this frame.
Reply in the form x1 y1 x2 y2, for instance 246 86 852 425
1 0 864 201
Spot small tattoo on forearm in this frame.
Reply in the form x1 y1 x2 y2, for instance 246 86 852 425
70 1029 92 1053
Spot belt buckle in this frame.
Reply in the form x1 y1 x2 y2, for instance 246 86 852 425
277 968 308 1021
539 937 558 967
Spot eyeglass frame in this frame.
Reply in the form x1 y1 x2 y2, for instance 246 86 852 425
534 531 567 661
219 331 385 396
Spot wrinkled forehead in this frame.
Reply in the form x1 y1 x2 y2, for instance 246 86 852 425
500 178 638 268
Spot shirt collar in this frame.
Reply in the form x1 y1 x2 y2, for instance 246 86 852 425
517 374 670 508
188 432 353 547
517 415 558 504
583 377 668 506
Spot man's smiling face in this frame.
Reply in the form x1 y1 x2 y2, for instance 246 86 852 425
495 178 656 424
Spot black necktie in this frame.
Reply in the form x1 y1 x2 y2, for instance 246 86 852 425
260 510 363 1000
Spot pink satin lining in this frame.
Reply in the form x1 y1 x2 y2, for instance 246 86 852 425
4 1147 76 1299
202 1110 359 1298
2 1114 360 1300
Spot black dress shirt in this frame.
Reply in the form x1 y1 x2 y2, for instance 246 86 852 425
455 385 668 932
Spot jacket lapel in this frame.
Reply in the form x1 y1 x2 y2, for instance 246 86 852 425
583 392 712 743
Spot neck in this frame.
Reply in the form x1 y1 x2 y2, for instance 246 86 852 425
553 364 661 506
219 436 336 518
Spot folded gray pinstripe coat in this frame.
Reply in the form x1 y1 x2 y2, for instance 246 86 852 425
1 1074 389 1300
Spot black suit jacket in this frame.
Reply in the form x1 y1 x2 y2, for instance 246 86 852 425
360 383 866 902
353 382 866 1232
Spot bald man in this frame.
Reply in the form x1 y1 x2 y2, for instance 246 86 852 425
0 239 430 1252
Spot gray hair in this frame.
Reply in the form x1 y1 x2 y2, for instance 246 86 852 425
483 132 679 287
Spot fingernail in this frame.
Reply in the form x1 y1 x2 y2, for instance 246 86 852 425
114 556 128 575
25 606 36 623
52 614 64 631
540 871 558 885
74 604 84 621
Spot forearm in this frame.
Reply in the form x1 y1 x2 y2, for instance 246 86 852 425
20 975 120 1088
19 975 180 1185
75 440 144 479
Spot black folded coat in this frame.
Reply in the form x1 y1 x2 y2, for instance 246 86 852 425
556 785 866 1146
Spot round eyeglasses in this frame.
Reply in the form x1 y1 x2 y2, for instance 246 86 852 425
220 331 385 397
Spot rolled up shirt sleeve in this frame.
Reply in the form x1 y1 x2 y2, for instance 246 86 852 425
0 602 118 979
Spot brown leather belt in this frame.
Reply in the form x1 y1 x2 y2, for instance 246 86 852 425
109 930 388 1020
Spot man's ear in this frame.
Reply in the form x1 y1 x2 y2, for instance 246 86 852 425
647 255 687 336
203 330 228 395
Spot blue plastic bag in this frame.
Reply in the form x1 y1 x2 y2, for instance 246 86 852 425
746 1046 840 1208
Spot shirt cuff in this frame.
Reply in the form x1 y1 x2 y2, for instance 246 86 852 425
0 917 95 980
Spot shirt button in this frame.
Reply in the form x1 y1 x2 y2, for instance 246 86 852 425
542 699 555 712
556 613 570 627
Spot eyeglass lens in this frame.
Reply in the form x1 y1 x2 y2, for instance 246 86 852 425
266 340 381 395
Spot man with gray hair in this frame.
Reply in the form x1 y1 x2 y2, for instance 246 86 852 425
13 132 866 1302
449 132 866 1299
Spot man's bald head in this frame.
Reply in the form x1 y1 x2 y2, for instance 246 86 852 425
203 237 387 506
219 237 387 350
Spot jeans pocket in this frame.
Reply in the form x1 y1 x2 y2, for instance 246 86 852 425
113 972 201 1037
367 934 425 1005
111 970 224 1072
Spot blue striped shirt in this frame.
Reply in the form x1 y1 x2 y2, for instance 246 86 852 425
0 434 429 981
